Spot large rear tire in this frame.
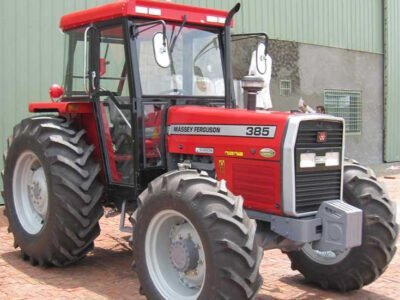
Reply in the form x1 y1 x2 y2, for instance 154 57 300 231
132 170 263 299
287 159 398 291
1 116 104 266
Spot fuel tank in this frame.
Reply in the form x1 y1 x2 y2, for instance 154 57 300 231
167 105 292 215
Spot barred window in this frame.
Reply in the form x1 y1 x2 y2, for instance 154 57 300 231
324 90 362 134
280 80 292 96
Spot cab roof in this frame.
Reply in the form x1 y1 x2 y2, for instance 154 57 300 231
60 0 230 31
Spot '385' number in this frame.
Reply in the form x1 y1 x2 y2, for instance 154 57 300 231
246 126 270 137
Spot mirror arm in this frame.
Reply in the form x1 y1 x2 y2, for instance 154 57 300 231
223 3 241 109
231 33 270 55
132 20 168 45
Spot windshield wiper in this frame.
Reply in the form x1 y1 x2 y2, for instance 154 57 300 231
194 37 218 63
170 15 187 53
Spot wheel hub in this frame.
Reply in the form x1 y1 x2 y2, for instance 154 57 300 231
302 243 351 265
145 210 206 299
169 239 199 273
28 167 48 219
13 151 48 234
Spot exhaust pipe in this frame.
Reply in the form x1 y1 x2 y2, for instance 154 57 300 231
241 75 264 110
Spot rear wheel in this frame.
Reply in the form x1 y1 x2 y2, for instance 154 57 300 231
2 116 104 266
132 170 263 299
287 159 398 291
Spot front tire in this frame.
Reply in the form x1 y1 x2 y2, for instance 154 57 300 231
287 159 398 291
132 170 263 299
2 116 104 266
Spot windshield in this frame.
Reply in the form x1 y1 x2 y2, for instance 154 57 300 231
134 21 225 97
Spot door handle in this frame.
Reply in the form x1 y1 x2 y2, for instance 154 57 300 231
91 71 97 91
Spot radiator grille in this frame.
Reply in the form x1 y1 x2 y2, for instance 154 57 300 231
296 120 343 148
295 170 342 213
295 120 343 213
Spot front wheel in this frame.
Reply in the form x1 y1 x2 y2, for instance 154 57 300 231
132 170 263 299
287 159 398 291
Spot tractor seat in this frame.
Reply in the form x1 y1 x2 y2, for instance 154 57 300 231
108 96 131 126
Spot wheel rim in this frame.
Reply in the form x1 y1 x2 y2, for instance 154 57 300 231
145 210 206 299
302 243 351 265
12 151 48 235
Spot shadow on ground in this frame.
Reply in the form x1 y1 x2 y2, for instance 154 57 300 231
1 245 144 299
257 275 396 300
2 244 396 300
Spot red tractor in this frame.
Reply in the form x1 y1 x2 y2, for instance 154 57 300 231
1 1 398 299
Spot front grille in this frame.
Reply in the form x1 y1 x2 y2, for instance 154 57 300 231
295 120 343 213
296 120 343 148
295 170 342 213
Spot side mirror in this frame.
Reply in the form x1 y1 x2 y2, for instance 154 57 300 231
153 32 170 68
256 42 267 75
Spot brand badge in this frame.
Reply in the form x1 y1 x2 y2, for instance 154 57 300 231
317 131 327 143
259 148 276 158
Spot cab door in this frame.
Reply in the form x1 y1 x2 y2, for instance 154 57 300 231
89 21 138 203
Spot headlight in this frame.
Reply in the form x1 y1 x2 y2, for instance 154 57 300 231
300 153 316 168
325 152 340 167
300 151 340 168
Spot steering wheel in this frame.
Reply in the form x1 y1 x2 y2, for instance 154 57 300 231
159 88 187 95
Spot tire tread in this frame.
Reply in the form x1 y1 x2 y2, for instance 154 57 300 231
2 116 103 267
287 159 398 292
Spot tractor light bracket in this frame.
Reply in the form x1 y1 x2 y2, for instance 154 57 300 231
247 200 363 252
313 200 362 251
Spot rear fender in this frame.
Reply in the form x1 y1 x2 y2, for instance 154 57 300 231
29 101 106 183
29 102 92 114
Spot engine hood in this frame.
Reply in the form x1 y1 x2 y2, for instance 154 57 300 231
167 105 292 162
167 105 292 126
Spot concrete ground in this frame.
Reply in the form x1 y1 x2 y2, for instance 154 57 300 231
0 174 399 299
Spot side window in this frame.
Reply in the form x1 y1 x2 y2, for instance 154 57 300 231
63 26 129 98
99 26 129 96
98 25 134 185
100 95 134 184
63 28 90 97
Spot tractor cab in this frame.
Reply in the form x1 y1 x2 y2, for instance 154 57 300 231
54 0 266 201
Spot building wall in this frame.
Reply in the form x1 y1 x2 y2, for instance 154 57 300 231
234 41 383 164
240 0 383 54
298 44 383 164
180 0 384 54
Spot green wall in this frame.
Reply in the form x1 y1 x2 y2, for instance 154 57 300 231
0 0 111 202
384 0 400 161
180 0 384 53
0 0 396 203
